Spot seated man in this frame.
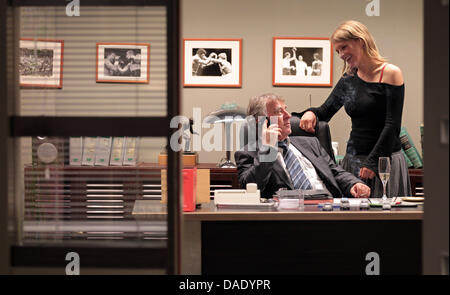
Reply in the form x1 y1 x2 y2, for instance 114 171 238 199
235 93 370 198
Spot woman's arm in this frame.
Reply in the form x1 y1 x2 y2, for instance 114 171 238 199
293 76 349 127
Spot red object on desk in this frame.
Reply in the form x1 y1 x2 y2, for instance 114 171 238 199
304 199 333 205
183 168 197 212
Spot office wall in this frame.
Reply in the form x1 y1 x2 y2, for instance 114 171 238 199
181 0 424 164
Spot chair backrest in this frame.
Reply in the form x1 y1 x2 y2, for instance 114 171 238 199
289 116 336 163
239 115 336 163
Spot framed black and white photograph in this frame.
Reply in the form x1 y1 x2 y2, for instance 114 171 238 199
273 37 333 87
96 43 150 83
19 39 64 88
183 38 242 87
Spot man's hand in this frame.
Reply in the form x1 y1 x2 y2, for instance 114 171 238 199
359 167 376 180
262 119 281 147
299 111 316 133
350 183 371 198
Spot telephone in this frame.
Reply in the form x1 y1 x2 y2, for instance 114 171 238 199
214 183 272 208
214 183 260 205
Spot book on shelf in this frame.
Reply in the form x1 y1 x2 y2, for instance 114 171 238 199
401 148 414 168
81 136 97 166
110 137 125 166
69 137 83 166
420 124 424 159
123 137 139 166
399 127 423 168
94 137 112 166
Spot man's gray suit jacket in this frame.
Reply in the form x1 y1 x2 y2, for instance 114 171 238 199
234 136 363 198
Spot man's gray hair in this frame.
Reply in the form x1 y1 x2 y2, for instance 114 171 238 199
247 93 284 119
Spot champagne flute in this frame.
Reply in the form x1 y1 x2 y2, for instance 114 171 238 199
378 157 391 201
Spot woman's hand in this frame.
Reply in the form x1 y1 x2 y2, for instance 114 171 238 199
299 111 316 133
359 167 376 180
262 119 281 146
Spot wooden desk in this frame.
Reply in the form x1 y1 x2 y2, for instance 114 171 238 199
183 203 423 221
134 200 423 275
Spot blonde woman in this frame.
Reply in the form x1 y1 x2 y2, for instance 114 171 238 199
295 20 411 198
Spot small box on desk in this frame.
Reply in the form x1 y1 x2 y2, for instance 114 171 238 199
158 153 198 166
161 167 210 210
182 167 197 212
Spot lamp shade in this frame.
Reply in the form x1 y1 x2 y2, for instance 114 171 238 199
204 106 247 124
203 104 246 168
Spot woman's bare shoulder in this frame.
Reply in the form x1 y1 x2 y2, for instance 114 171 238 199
382 64 404 86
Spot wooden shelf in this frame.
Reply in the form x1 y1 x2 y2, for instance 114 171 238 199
409 168 424 196
24 163 239 223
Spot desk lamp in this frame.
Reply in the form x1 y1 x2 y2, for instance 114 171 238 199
204 103 246 168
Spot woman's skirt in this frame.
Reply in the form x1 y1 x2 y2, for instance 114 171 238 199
341 150 412 198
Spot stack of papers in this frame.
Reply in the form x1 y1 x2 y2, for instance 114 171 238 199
331 198 420 208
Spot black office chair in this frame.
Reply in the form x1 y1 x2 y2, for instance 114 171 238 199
289 116 336 163
239 115 336 163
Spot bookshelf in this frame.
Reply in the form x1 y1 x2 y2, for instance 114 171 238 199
409 168 424 196
24 163 239 222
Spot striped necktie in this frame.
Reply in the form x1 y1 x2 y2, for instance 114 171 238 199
278 140 312 190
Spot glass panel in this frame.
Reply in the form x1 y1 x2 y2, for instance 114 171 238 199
17 6 167 117
5 4 175 269
14 136 168 246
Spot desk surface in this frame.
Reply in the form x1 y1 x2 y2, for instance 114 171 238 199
133 200 423 221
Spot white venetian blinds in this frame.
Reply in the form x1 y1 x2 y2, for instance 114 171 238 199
18 6 167 117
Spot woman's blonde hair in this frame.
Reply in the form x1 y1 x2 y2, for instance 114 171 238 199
331 20 387 75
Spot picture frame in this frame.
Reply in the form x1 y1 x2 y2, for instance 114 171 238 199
96 42 150 83
273 37 333 87
183 38 242 87
19 39 64 89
